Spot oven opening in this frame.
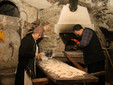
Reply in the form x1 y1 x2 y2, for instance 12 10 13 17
60 33 81 51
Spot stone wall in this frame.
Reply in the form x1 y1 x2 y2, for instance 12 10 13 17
39 3 63 53
0 15 20 69
0 0 38 69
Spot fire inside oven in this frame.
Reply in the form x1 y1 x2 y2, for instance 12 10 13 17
60 33 81 51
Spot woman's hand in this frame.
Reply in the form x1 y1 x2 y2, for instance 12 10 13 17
35 53 42 60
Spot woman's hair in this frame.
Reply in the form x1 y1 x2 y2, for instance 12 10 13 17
73 24 83 31
26 27 35 35
27 26 44 38
28 27 35 32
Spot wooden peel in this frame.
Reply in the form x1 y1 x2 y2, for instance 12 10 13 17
63 51 87 72
104 48 113 67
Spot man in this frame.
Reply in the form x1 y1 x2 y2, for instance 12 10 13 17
15 26 44 85
72 24 105 85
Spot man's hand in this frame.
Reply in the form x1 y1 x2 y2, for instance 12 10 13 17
73 45 78 50
70 39 80 45
73 44 79 50
71 39 80 49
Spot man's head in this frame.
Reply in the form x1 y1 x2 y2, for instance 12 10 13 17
73 24 83 36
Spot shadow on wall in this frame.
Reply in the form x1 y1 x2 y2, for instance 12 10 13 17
99 27 113 42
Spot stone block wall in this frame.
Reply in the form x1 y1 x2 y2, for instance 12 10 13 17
39 3 63 53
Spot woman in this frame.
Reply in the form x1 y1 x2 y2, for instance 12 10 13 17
15 26 44 85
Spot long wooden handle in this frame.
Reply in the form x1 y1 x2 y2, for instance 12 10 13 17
63 51 87 72
90 70 105 76
32 78 49 85
105 48 113 67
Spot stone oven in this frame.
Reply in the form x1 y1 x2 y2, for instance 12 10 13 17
53 24 84 64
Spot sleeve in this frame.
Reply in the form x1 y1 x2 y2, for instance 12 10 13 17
36 39 42 53
79 29 93 47
19 38 35 59
37 44 40 53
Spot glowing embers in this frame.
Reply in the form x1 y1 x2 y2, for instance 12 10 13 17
60 33 80 51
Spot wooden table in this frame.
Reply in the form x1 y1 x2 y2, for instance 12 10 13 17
37 57 98 84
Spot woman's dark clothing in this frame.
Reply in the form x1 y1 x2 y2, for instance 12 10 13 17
15 34 40 85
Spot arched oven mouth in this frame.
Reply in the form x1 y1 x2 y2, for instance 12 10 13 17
60 33 81 51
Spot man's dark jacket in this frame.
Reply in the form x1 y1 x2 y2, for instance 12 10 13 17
82 28 105 65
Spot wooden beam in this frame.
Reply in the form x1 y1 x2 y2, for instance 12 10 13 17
32 78 49 85
90 70 106 77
